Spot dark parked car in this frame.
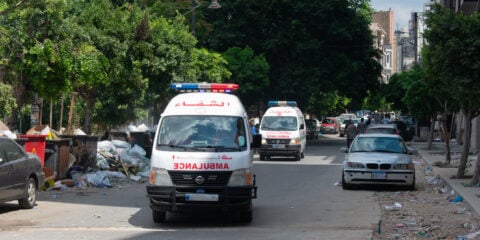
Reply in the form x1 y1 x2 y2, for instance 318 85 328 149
0 137 44 209
392 120 414 141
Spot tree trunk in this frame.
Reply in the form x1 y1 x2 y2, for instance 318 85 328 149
427 115 435 150
471 153 480 186
457 109 472 179
83 97 96 135
441 112 451 164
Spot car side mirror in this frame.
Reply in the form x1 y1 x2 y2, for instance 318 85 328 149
407 147 417 155
340 147 348 153
251 134 262 148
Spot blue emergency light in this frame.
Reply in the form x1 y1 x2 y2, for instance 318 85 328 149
267 100 297 107
170 83 239 93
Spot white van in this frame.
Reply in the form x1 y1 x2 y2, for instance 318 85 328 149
146 83 261 223
258 101 306 161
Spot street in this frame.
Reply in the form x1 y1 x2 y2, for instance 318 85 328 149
0 134 380 240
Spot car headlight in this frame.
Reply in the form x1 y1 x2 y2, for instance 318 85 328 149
227 168 253 186
393 162 414 170
346 162 365 168
290 138 301 144
149 167 173 186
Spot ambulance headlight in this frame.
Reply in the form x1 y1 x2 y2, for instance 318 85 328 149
261 138 267 144
290 138 301 145
149 167 173 186
227 168 253 186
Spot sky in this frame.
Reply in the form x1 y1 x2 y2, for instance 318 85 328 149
370 0 431 30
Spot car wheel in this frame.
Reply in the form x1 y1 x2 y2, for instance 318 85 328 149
152 210 167 223
406 175 416 191
341 172 354 190
259 154 265 160
18 177 37 209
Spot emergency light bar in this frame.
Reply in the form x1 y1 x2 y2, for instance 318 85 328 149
170 83 239 93
268 100 297 107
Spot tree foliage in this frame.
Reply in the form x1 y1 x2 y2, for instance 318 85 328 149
423 4 480 182
221 46 269 108
201 0 382 113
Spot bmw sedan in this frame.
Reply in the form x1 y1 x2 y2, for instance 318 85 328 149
342 133 415 190
0 137 44 209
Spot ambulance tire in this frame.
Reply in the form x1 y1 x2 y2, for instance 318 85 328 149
259 154 265 160
301 151 305 159
238 201 253 223
152 210 167 223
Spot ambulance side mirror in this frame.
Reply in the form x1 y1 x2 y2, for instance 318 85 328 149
300 124 305 130
251 134 262 148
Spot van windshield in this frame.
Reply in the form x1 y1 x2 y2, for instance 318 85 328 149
156 116 247 152
260 116 298 131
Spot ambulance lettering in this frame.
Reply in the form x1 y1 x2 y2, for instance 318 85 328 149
173 162 230 170
266 131 292 139
174 100 230 107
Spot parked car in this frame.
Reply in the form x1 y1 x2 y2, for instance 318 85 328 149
342 133 416 190
0 137 44 209
365 124 400 135
391 120 414 141
320 117 338 134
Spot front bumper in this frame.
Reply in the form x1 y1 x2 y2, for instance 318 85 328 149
343 169 415 186
258 144 301 156
146 184 257 213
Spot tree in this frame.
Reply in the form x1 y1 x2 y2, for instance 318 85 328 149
221 47 269 110
201 0 381 112
0 83 17 120
423 4 480 184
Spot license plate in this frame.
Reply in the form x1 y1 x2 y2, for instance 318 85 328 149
185 193 219 202
273 144 285 149
372 172 387 179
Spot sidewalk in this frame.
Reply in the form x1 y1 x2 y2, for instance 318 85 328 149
410 140 480 217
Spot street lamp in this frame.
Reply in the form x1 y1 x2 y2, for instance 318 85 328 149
191 0 221 35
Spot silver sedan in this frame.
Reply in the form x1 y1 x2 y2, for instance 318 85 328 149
342 133 415 190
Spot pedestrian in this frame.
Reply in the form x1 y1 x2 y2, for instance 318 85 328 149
249 118 257 135
346 119 358 148
357 118 367 134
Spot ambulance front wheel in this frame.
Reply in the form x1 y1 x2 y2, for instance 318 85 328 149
295 151 301 161
238 201 253 223
152 210 167 223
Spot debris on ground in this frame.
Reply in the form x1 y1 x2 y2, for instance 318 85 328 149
372 154 480 239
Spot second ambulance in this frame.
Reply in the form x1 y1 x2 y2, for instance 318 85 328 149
258 101 307 161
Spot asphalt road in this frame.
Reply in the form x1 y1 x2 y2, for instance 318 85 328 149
0 134 380 240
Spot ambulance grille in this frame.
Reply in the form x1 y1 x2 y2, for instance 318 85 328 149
168 171 232 186
266 139 290 144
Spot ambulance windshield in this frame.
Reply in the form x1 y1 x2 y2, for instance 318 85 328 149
157 116 247 151
260 116 298 131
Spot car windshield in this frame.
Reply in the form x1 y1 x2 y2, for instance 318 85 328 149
350 136 406 154
156 116 247 151
260 116 298 131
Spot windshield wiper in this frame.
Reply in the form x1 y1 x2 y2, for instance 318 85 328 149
195 145 242 152
157 144 206 151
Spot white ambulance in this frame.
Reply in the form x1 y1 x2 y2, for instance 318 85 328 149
258 101 307 161
146 83 261 223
